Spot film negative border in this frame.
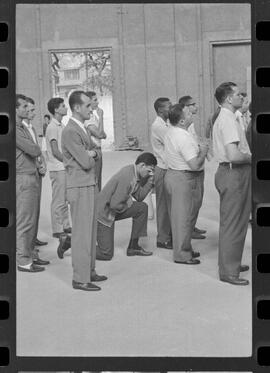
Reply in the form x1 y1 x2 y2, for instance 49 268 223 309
0 0 269 372
0 0 15 371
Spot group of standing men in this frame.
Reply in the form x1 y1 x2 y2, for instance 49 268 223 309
151 81 251 286
16 80 251 291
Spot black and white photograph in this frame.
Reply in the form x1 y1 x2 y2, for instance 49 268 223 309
16 3 252 357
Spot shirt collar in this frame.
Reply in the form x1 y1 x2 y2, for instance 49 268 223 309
22 120 32 128
71 116 87 133
51 117 62 126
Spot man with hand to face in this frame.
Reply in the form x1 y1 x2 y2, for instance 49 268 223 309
213 82 251 286
96 152 157 261
61 91 106 291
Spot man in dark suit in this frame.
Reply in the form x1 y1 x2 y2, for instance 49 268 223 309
96 152 157 261
61 90 106 291
16 94 46 272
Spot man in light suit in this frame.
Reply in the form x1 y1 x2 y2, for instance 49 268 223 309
61 90 106 291
16 94 46 272
96 152 157 261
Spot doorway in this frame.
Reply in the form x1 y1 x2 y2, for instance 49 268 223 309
49 48 114 149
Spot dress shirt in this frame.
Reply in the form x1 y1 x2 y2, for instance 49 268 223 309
164 126 199 171
46 117 65 172
151 116 169 169
22 120 37 143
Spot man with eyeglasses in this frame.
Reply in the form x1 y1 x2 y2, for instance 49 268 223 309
178 95 207 240
96 152 157 260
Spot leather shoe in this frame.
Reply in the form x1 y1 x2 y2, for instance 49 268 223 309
33 258 50 265
64 227 72 234
240 265 249 272
157 241 172 249
194 227 207 234
18 263 45 272
57 234 71 259
96 254 113 261
192 251 200 258
174 258 200 265
91 274 108 282
191 231 206 239
35 238 48 246
127 246 153 256
72 280 101 291
53 232 64 238
220 275 249 285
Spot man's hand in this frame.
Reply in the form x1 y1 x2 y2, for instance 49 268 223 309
87 150 97 158
38 164 46 176
96 107 104 118
199 143 209 155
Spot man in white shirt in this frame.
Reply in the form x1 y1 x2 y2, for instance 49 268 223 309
46 97 71 240
22 97 50 266
151 97 172 250
85 91 107 191
178 95 207 240
164 104 209 264
213 82 251 286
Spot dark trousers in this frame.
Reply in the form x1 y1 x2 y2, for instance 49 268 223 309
165 169 201 262
32 174 42 259
96 201 148 259
16 173 39 266
215 164 251 277
154 166 171 243
191 169 205 227
95 151 102 192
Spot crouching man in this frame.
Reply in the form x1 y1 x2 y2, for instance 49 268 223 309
96 152 157 260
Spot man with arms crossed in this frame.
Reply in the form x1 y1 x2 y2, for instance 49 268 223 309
46 97 71 239
151 97 172 250
61 91 106 291
16 94 45 272
213 82 251 285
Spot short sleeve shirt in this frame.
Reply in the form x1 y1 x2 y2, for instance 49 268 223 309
151 116 170 169
164 126 199 171
46 118 65 171
85 111 101 147
213 107 250 162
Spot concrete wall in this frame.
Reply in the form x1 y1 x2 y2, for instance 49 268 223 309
16 3 251 148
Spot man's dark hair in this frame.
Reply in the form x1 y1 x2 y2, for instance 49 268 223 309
25 97 35 105
178 95 192 106
16 94 28 108
168 104 185 126
135 152 157 166
154 97 170 113
44 114 51 120
47 97 64 115
69 90 86 111
214 82 237 105
85 91 97 99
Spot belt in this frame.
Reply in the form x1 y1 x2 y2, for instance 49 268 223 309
219 162 248 169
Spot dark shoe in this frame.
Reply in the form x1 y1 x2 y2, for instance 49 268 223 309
53 232 64 239
192 251 200 258
18 263 45 272
194 227 207 234
96 253 113 261
127 246 153 256
174 258 200 265
35 238 48 246
91 274 108 282
157 241 172 249
33 258 50 265
57 234 71 259
240 265 249 272
72 280 101 291
191 231 206 239
220 275 249 285
64 227 72 234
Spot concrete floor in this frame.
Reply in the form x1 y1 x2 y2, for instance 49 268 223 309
17 151 251 357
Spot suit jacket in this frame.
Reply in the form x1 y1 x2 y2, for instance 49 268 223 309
98 164 153 227
16 122 41 174
61 118 97 188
